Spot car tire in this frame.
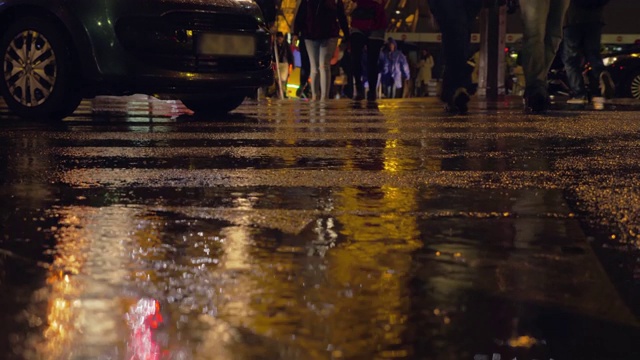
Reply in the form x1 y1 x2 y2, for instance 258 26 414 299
181 94 247 115
630 71 640 100
0 17 82 120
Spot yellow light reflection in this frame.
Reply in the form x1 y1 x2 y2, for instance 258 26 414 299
40 212 87 358
322 116 430 357
196 200 261 358
32 206 150 359
220 225 252 272
507 335 540 348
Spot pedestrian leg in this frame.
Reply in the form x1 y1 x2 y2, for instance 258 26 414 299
305 39 321 100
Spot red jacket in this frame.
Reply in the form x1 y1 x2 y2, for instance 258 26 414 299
350 0 387 32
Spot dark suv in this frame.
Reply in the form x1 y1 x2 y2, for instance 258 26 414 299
0 0 273 119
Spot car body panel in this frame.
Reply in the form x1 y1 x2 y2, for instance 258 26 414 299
603 49 640 98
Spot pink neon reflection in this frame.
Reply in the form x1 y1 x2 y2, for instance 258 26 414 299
126 298 164 360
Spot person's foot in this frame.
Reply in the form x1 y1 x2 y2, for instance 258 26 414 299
366 100 379 109
567 94 588 104
445 87 470 114
454 88 470 114
353 93 365 101
599 71 615 99
524 89 549 114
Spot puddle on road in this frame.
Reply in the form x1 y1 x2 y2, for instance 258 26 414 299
2 185 639 360
1 100 640 359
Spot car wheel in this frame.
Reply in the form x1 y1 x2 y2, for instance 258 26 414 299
631 71 640 100
0 17 81 119
181 95 247 115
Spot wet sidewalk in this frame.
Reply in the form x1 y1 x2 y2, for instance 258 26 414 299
0 96 639 359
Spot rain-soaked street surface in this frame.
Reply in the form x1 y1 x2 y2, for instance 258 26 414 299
1 96 640 360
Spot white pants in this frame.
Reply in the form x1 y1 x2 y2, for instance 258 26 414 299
304 38 339 100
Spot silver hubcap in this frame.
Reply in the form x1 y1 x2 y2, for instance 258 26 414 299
631 74 640 100
3 30 57 107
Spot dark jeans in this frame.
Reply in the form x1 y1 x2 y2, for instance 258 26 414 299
562 23 605 96
340 50 353 98
428 0 482 102
297 37 311 97
350 33 384 99
520 0 570 95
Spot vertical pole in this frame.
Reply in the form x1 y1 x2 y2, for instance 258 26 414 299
477 2 506 101
274 38 285 99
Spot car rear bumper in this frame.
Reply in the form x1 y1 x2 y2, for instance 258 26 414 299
88 67 273 97
69 0 273 95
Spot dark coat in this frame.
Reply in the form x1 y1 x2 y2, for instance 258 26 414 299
293 0 350 40
564 0 606 27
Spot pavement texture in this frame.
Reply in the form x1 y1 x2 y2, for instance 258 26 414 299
0 95 639 359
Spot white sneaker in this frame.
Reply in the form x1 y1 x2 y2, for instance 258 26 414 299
567 96 587 105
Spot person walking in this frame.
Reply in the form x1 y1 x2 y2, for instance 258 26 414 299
396 33 417 98
415 49 435 96
349 0 387 101
294 0 350 101
274 32 294 98
427 0 483 114
292 35 312 98
338 42 354 99
519 0 571 113
380 38 410 99
562 0 614 104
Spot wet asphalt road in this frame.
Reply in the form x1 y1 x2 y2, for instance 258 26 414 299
1 96 640 360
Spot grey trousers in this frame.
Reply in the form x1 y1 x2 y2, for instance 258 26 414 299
519 0 571 93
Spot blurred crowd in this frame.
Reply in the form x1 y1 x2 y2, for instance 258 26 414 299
259 0 619 114
271 32 437 100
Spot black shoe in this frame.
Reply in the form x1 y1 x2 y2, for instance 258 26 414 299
446 87 470 114
524 91 549 114
453 88 470 114
344 88 354 99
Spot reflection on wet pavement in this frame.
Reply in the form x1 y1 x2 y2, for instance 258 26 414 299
1 97 639 359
